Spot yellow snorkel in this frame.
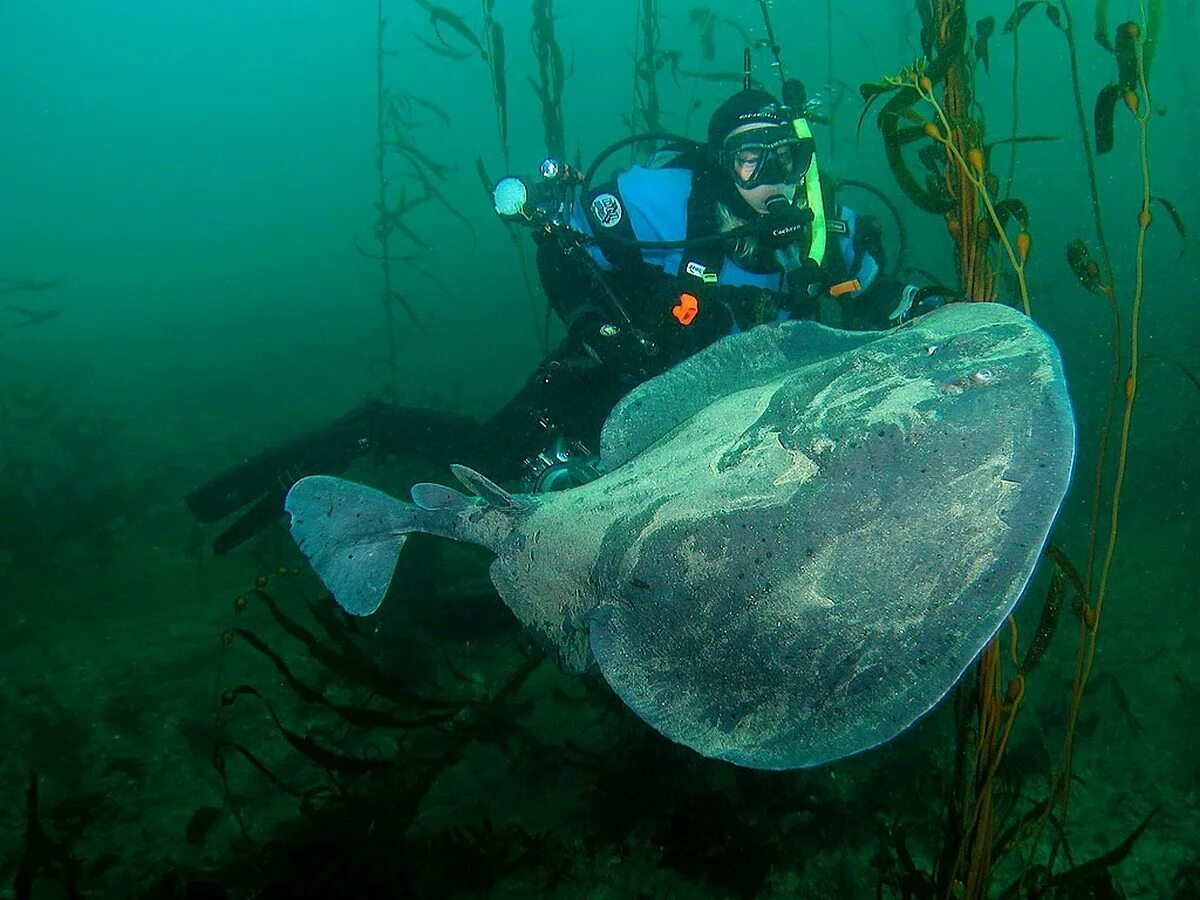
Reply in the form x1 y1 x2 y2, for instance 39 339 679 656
750 0 828 273
790 114 827 269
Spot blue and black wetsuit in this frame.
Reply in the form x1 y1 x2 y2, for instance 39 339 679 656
539 151 906 383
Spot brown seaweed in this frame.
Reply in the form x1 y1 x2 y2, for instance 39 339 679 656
0 277 60 296
1151 195 1186 248
488 23 509 163
688 7 717 61
1114 21 1139 91
876 89 954 214
185 807 224 847
1005 807 1158 896
12 769 82 900
213 740 312 800
481 0 509 165
412 30 472 60
1094 0 1114 50
388 91 452 129
1093 83 1122 154
1066 238 1104 293
634 0 663 136
530 0 566 160
5 306 61 327
1145 354 1200 395
1020 568 1064 675
228 627 461 730
245 587 459 710
1003 1 1045 34
414 0 486 58
975 16 995 74
223 685 402 777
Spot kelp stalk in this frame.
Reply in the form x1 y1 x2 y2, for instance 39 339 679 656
1004 1 1021 195
374 1 408 400
482 0 510 167
1059 17 1154 822
530 0 566 160
825 0 836 157
632 0 662 144
755 0 788 89
1058 0 1121 600
917 79 1031 314
945 619 1026 899
932 1 993 302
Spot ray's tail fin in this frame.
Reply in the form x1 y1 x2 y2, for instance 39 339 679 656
285 475 429 616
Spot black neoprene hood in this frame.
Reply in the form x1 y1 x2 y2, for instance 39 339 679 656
705 89 790 157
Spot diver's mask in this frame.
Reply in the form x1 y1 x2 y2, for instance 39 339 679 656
722 128 814 190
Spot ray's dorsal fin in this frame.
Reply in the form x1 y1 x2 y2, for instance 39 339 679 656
410 482 473 511
449 464 525 509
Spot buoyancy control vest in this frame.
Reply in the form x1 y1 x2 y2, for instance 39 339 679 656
570 161 879 324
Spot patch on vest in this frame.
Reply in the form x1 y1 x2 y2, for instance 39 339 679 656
591 193 624 228
685 261 719 284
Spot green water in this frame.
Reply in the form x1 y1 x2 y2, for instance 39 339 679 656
1 0 1196 896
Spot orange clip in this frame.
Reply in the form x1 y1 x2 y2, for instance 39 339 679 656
672 292 699 325
828 278 862 298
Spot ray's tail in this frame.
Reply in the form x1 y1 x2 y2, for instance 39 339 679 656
285 475 448 616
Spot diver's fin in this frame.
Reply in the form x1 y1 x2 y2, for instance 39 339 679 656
285 475 425 616
410 482 472 512
449 464 524 509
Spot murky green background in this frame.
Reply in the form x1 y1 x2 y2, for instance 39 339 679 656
1 1 1195 896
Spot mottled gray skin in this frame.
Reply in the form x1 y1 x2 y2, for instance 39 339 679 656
292 302 1075 770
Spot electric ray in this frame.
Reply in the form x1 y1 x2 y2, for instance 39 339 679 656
285 301 1075 769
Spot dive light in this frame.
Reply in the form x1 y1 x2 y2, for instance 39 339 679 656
492 156 578 223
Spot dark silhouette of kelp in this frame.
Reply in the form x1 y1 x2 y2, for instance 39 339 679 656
529 0 566 161
205 568 558 894
0 276 60 297
9 770 83 900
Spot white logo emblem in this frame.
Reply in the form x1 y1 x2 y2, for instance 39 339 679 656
685 261 719 283
591 193 623 228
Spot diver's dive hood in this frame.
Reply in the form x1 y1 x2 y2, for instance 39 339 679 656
706 84 827 269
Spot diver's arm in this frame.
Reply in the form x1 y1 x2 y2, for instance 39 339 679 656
822 209 949 330
839 273 948 330
535 235 736 371
838 270 904 330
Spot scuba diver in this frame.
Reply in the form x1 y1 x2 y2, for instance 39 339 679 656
186 80 945 555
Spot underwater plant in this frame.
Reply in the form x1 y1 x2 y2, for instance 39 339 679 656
209 569 545 855
860 0 1174 895
530 0 567 162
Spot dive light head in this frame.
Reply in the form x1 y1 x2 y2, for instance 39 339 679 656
493 176 530 219
493 157 579 224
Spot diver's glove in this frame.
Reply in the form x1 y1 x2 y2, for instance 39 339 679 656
888 284 949 324
760 197 813 251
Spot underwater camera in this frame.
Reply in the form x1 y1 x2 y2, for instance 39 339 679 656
492 156 581 229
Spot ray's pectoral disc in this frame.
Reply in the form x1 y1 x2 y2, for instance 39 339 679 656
286 302 1075 770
